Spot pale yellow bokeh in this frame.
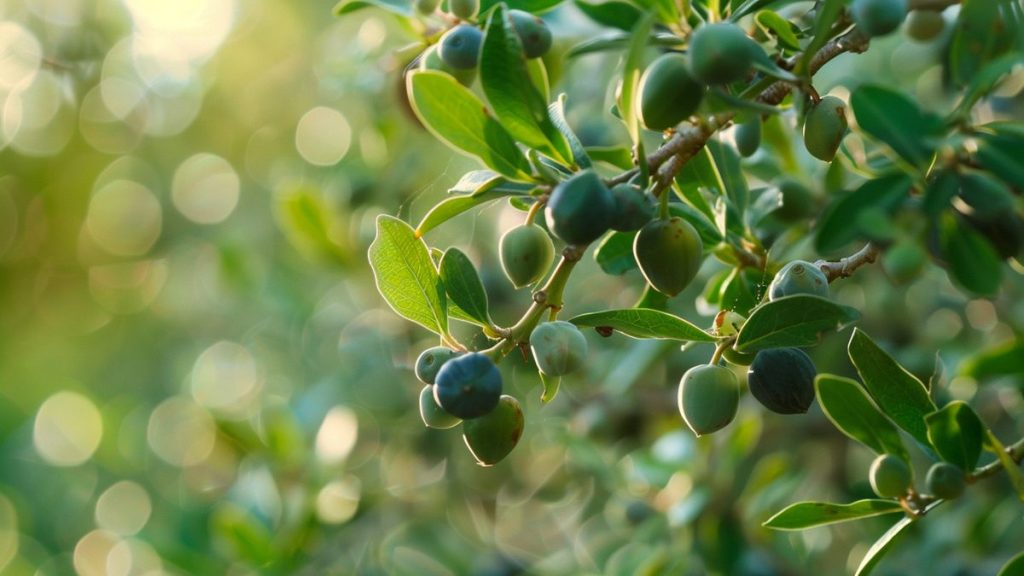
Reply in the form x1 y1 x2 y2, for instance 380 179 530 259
33 391 103 467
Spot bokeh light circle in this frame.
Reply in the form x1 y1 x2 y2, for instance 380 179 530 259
33 391 103 467
86 180 163 256
147 396 216 467
95 481 152 536
172 153 240 224
295 106 351 166
191 341 261 413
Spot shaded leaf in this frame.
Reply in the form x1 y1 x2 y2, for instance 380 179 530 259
960 339 1024 378
926 401 984 471
938 212 1003 296
594 231 638 275
816 375 908 461
984 431 1024 501
816 174 910 253
575 0 642 30
734 295 860 353
439 248 492 327
998 551 1024 576
850 85 942 168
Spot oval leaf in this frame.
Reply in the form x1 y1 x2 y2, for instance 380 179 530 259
998 552 1024 576
816 375 908 461
594 231 638 275
925 401 984 471
439 248 492 328
850 85 942 168
569 308 715 342
856 502 942 576
938 212 1003 296
763 499 903 531
734 295 860 353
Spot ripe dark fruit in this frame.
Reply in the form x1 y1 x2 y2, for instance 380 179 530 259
500 224 554 288
448 0 479 19
688 23 761 85
509 10 552 59
803 95 848 162
747 348 817 414
529 320 588 376
926 462 966 500
420 45 476 87
434 352 502 419
439 24 482 70
545 169 616 245
634 217 704 297
462 395 524 466
905 9 945 41
419 385 461 429
869 454 912 498
637 53 705 131
768 260 829 300
678 364 740 436
774 179 816 222
735 119 761 157
852 0 908 37
415 346 460 384
609 184 656 232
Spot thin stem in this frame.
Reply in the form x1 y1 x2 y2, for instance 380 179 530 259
968 437 1024 483
815 243 882 283
525 196 546 225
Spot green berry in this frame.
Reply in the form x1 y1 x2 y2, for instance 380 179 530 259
529 320 588 376
462 395 524 466
509 9 552 59
851 0 908 38
415 346 460 384
609 184 656 232
747 348 817 415
634 217 704 297
419 385 461 429
735 119 761 158
434 352 502 419
416 0 441 15
499 224 554 288
637 53 705 131
439 24 482 70
882 241 927 283
420 44 476 87
768 260 829 300
688 23 762 85
545 169 616 245
905 9 945 42
869 454 912 498
678 364 740 436
926 462 966 500
448 0 479 19
803 95 848 162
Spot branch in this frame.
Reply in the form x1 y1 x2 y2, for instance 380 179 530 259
815 243 881 282
969 437 1024 483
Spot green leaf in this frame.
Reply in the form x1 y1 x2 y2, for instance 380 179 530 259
566 31 683 58
448 170 505 194
481 0 565 13
333 0 412 17
276 185 352 266
734 295 860 353
816 375 908 461
960 339 1024 378
569 308 715 342
856 502 942 576
707 140 748 219
480 6 570 161
594 231 638 275
850 85 942 169
848 329 936 450
984 431 1024 501
938 212 1003 296
586 146 634 170
674 147 723 221
669 203 723 247
998 551 1024 576
923 169 959 217
953 52 1024 118
977 129 1024 190
718 267 759 317
949 0 1019 88
763 499 904 531
416 187 530 237
540 370 561 403
794 0 843 76
439 248 492 328
407 71 533 181
755 9 801 51
368 215 448 336
549 94 592 169
925 401 984 471
575 0 642 31
815 174 910 254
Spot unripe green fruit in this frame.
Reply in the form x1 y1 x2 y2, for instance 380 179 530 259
634 217 704 297
420 45 476 87
415 346 460 384
774 179 816 222
529 320 588 376
545 169 616 245
735 119 761 158
439 24 482 70
926 462 965 500
747 348 817 414
678 364 740 436
769 260 829 300
688 23 761 85
499 224 554 288
509 10 552 59
869 454 912 498
462 395 524 466
803 95 848 162
882 241 927 283
434 352 502 419
416 0 441 15
448 0 479 19
851 0 908 38
905 9 945 41
419 385 461 429
637 53 705 131
609 184 656 232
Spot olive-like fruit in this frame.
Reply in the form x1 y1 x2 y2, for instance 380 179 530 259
768 260 829 300
882 241 927 283
803 95 848 162
869 454 912 498
634 217 704 297
688 22 761 85
637 53 705 131
415 346 460 384
448 0 479 19
439 24 482 70
545 169 616 245
609 184 656 232
500 224 554 288
529 320 588 376
746 348 817 414
905 9 945 41
852 0 908 37
420 44 477 87
926 462 966 500
419 385 461 429
416 0 441 15
434 352 502 419
509 10 552 59
735 119 761 157
678 364 740 436
774 178 816 222
462 395 524 466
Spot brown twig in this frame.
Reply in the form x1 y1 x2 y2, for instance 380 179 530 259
815 243 882 282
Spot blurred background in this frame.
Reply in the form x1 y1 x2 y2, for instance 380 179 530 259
0 0 1022 574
